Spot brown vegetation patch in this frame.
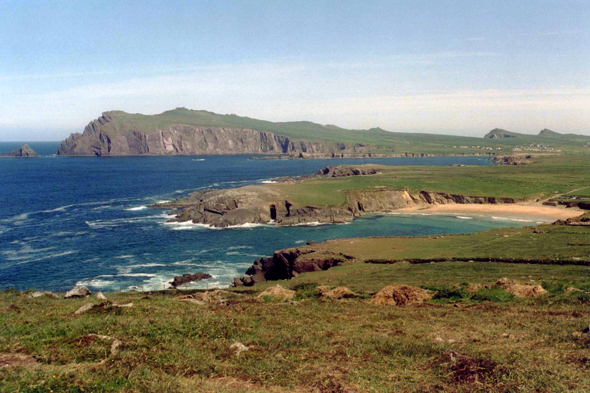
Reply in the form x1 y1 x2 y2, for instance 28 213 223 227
370 285 432 305
317 286 358 299
257 285 296 300
0 354 38 369
494 278 548 297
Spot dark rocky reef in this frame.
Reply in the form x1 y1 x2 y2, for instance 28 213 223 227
170 272 212 288
233 248 353 287
2 144 39 158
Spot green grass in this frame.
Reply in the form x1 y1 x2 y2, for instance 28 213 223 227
3 259 590 392
271 155 590 206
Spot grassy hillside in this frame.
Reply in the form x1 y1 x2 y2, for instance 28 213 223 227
91 108 590 154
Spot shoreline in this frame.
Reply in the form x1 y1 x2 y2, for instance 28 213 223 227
395 203 583 221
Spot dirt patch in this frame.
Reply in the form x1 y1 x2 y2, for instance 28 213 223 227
257 285 296 301
434 351 500 384
0 353 38 369
370 285 432 305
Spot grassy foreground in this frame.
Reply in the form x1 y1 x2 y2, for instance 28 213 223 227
3 253 590 392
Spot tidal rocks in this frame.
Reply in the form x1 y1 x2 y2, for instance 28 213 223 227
4 144 39 158
170 272 212 288
64 286 91 298
233 248 350 287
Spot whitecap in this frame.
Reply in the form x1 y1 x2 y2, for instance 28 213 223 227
295 240 305 244
126 206 147 211
261 180 277 184
456 216 474 220
227 246 253 250
125 263 166 268
76 279 116 288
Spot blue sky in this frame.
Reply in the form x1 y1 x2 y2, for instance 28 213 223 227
1 0 589 140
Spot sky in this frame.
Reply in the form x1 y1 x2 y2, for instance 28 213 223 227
1 0 589 141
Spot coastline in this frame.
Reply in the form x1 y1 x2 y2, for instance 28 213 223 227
396 203 583 221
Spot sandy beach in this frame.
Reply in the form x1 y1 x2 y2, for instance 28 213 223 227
397 203 583 221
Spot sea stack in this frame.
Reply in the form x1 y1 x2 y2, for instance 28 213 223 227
7 144 40 158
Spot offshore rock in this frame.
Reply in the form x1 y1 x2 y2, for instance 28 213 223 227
170 272 212 288
5 144 39 158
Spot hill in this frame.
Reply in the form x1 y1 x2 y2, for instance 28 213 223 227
57 109 590 157
483 128 522 139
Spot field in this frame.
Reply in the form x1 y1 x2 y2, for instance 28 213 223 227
3 255 590 392
273 155 590 206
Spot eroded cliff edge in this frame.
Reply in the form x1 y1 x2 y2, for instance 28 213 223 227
58 111 379 157
151 165 520 228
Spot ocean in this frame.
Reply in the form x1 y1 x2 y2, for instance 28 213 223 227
0 142 539 292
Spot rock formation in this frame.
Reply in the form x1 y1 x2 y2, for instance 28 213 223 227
153 166 520 229
3 144 39 158
170 272 212 288
232 248 352 286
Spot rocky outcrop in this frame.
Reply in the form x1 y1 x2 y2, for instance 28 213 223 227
4 144 39 158
232 248 351 287
492 155 532 165
170 272 212 288
300 165 380 180
64 286 91 298
57 111 375 157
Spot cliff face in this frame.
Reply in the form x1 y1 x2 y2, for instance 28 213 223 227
57 112 370 157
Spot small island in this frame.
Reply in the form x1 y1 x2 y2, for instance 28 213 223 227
0 144 39 158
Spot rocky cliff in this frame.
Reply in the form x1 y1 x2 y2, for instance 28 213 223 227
58 111 376 157
233 248 353 286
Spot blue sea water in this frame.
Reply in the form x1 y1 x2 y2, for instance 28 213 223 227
0 142 538 292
